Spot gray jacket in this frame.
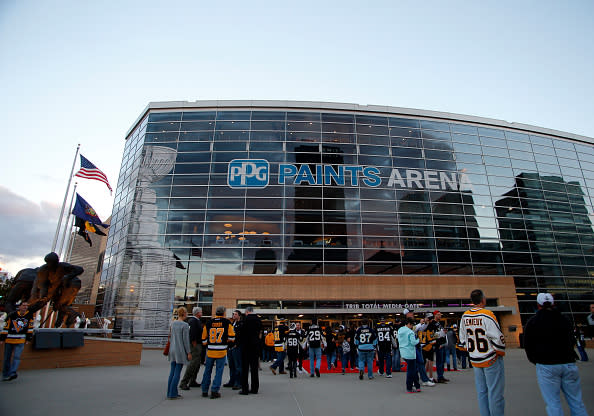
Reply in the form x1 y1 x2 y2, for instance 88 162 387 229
168 320 191 365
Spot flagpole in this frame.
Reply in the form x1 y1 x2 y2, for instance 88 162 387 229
58 182 77 258
66 224 77 262
184 245 191 301
52 144 80 252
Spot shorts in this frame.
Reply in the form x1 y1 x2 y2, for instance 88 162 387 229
422 348 434 362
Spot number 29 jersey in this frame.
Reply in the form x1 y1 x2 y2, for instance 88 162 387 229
459 307 505 368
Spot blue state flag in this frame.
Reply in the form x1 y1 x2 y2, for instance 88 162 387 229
72 193 109 228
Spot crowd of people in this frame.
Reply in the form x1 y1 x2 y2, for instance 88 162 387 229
163 291 590 415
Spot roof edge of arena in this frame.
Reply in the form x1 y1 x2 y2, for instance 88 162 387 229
125 100 594 145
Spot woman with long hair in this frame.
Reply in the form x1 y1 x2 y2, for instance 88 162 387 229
166 306 192 399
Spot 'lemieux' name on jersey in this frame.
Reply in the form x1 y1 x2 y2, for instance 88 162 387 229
459 307 505 368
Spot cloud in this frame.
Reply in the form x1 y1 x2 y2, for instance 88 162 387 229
0 186 61 273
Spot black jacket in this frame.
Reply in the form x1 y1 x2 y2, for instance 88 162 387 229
524 307 576 365
186 316 203 345
240 313 262 349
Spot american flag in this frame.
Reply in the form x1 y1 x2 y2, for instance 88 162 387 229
75 155 112 193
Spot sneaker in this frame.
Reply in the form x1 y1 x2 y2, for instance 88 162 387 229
315 369 320 377
359 370 364 380
385 374 392 378
210 392 221 399
270 366 277 375
179 385 190 390
2 377 10 381
368 376 374 380
223 382 233 388
279 371 287 375
202 392 209 397
422 380 436 387
437 378 449 383
310 374 315 377
8 374 17 381
415 388 422 393
406 390 416 394
189 381 201 387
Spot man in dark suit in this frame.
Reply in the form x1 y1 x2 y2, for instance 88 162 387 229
239 306 262 395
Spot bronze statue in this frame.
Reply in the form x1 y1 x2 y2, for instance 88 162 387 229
5 252 84 327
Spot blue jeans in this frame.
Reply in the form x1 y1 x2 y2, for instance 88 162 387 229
326 351 336 369
358 349 374 378
392 348 402 371
377 350 392 375
405 358 420 391
202 356 226 394
458 349 468 369
415 345 430 382
576 345 588 362
271 350 286 372
262 348 271 362
309 347 322 373
435 346 446 379
167 361 183 398
2 343 25 378
445 346 457 370
536 363 588 416
473 357 505 416
341 351 350 371
227 347 242 387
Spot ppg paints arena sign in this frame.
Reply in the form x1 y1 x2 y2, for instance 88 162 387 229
228 159 472 191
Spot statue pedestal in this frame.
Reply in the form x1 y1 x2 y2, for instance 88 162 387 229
1 336 142 370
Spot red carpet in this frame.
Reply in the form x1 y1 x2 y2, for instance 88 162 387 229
298 355 407 374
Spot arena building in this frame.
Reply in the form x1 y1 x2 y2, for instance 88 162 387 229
98 100 594 346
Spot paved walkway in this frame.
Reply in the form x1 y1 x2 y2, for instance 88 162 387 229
0 348 591 416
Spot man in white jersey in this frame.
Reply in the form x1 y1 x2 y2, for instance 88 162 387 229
459 289 506 416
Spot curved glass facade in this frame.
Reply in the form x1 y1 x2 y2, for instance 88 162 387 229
99 102 594 344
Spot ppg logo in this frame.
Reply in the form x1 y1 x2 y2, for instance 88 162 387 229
228 159 269 188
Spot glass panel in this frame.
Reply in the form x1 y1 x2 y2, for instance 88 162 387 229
182 111 216 121
148 112 182 122
250 111 285 121
420 120 449 131
450 124 478 135
389 117 420 128
216 111 251 120
477 127 505 138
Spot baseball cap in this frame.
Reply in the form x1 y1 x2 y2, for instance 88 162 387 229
433 310 441 315
537 293 554 306
403 308 413 315
425 312 434 319
452 324 457 328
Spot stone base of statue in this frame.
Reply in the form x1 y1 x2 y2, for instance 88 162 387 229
1 330 142 370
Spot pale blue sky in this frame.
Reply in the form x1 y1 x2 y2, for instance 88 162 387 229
0 0 593 273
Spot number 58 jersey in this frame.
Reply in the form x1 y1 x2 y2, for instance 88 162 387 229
459 307 505 368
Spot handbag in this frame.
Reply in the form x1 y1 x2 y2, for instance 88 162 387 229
163 328 171 356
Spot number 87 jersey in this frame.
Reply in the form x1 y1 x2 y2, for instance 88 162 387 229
459 306 505 368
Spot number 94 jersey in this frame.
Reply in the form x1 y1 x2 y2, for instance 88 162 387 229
459 307 505 368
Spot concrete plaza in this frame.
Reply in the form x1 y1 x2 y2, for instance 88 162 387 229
0 348 591 416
